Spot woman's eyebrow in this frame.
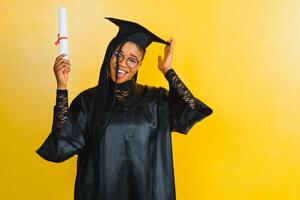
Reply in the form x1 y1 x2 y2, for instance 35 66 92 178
117 50 139 59
129 54 138 59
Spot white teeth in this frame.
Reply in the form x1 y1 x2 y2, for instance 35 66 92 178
116 69 127 75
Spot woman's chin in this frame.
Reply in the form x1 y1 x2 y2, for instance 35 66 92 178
111 75 130 84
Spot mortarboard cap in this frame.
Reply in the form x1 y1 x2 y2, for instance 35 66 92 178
105 17 170 49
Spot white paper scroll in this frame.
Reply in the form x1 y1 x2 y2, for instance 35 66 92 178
57 7 68 59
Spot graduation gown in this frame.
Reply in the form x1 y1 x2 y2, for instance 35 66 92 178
36 69 213 200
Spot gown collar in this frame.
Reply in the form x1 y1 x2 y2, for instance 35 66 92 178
108 78 138 107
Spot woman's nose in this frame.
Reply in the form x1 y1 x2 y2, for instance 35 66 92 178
118 58 127 67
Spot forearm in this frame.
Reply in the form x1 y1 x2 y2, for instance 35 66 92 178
164 68 212 115
52 89 69 138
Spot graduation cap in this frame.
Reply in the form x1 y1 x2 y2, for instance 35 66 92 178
105 17 170 49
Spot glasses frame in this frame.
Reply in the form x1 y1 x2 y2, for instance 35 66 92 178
112 50 141 69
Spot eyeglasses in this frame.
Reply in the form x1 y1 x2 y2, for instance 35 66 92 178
112 50 140 68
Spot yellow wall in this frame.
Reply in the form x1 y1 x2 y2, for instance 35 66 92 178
1 0 299 199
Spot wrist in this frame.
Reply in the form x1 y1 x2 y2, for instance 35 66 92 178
162 67 172 75
57 85 67 90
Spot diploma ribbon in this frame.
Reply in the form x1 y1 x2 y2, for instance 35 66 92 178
55 33 68 45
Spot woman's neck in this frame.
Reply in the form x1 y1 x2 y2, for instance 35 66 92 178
109 78 134 101
111 78 133 90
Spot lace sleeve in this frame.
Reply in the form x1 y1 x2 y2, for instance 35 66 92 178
52 89 69 138
164 68 207 111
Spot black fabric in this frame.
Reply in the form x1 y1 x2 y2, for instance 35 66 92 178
164 69 213 115
106 17 170 49
36 69 213 200
53 89 68 138
108 78 134 102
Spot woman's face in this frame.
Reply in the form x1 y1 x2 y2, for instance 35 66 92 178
109 41 144 84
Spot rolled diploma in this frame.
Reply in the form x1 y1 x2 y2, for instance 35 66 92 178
58 7 68 59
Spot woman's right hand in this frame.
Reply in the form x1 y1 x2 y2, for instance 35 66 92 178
53 54 71 90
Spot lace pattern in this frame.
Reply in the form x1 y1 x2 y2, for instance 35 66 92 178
53 89 68 137
165 69 201 110
115 89 130 101
109 78 134 102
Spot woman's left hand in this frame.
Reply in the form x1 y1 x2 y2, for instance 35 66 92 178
158 37 174 75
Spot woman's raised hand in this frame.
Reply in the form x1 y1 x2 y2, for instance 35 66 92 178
53 54 71 90
158 37 174 75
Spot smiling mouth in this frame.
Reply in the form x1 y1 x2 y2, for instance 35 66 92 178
114 67 129 76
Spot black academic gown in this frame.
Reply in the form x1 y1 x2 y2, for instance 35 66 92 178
36 80 212 200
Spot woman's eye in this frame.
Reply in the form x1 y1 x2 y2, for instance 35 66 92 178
115 52 124 59
128 58 138 64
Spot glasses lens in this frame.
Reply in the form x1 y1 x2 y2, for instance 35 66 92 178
113 51 139 68
127 58 138 68
113 51 124 62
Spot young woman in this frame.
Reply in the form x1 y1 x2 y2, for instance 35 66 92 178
36 17 213 200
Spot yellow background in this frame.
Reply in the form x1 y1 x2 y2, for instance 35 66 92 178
1 0 299 199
